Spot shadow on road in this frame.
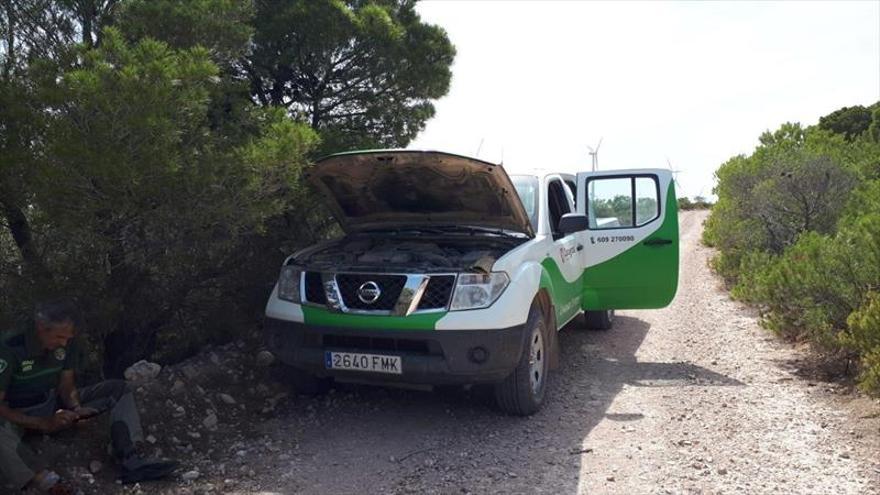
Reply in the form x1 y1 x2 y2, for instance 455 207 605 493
259 315 743 494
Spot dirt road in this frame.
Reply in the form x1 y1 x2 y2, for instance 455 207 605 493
213 210 875 494
49 211 878 494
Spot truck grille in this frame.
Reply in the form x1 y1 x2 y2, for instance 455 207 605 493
302 272 455 312
336 274 406 310
417 275 456 310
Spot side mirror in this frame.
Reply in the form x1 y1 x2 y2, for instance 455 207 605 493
559 213 589 235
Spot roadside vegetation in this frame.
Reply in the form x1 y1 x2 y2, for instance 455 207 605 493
0 0 454 378
704 102 880 394
677 196 713 211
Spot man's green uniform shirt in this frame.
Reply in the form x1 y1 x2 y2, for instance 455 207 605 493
0 322 79 409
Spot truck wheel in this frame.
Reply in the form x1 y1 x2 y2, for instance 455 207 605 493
276 364 331 396
494 304 550 416
584 309 614 330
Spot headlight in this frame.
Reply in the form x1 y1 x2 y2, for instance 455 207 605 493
450 272 510 311
277 266 301 303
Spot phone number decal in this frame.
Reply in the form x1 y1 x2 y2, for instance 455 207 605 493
590 235 635 244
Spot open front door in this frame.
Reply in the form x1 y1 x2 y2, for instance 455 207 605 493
575 169 679 309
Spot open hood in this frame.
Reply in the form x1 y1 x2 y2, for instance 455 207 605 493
307 150 534 237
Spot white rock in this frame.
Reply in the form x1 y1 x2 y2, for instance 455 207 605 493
219 393 236 405
203 413 218 430
146 435 157 444
88 460 102 473
182 470 200 481
124 360 162 382
256 351 275 367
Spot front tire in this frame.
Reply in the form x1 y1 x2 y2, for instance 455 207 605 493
494 304 550 416
275 364 332 396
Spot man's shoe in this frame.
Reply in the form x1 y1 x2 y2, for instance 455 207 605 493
119 458 179 484
30 470 73 495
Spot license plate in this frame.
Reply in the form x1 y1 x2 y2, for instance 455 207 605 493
324 351 402 375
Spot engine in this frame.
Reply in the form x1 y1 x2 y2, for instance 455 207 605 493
295 236 522 273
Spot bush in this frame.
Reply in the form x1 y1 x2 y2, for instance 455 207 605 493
729 187 880 387
705 107 880 394
678 196 713 210
846 293 880 394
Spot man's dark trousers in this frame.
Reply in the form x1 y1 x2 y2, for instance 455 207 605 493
0 380 143 489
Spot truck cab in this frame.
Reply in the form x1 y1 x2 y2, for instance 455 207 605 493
264 150 678 415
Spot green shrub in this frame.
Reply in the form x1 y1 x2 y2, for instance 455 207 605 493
734 232 855 348
705 110 880 394
846 293 880 394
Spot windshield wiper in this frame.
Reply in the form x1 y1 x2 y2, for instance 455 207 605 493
359 227 446 235
432 225 526 239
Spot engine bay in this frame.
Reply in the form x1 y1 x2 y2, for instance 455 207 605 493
293 235 525 273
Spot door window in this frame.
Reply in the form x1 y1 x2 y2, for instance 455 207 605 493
635 177 660 225
547 179 572 239
587 175 660 229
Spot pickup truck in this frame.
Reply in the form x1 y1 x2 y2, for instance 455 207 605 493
264 150 679 415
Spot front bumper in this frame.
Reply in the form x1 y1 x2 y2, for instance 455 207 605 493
265 317 527 385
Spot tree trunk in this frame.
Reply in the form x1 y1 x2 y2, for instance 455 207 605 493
0 198 51 284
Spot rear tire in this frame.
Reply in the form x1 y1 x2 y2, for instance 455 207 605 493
584 309 614 330
494 304 550 416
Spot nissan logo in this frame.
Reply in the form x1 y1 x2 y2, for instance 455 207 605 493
357 281 382 304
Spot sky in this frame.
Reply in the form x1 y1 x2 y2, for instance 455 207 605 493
409 0 880 199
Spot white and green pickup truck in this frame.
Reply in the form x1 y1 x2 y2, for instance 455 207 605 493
265 150 679 415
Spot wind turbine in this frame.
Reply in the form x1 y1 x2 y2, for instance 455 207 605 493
587 138 603 172
666 158 683 195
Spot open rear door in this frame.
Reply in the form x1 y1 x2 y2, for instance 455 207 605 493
575 169 679 309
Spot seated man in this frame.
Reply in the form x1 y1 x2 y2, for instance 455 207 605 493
0 298 176 492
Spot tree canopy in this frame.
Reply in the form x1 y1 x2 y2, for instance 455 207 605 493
1 0 454 376
818 103 880 142
246 0 455 154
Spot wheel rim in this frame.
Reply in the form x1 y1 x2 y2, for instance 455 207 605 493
528 327 545 394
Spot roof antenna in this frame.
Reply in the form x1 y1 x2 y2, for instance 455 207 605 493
475 138 485 158
587 138 603 171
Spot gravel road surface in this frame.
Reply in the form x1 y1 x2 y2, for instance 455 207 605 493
234 210 879 494
43 210 878 495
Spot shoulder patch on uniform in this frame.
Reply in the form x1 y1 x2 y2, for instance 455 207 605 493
54 348 66 361
0 359 7 374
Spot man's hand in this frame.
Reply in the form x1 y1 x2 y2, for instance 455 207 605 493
73 406 100 420
40 410 78 433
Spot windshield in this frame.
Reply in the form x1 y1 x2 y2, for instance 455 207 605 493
511 175 539 231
